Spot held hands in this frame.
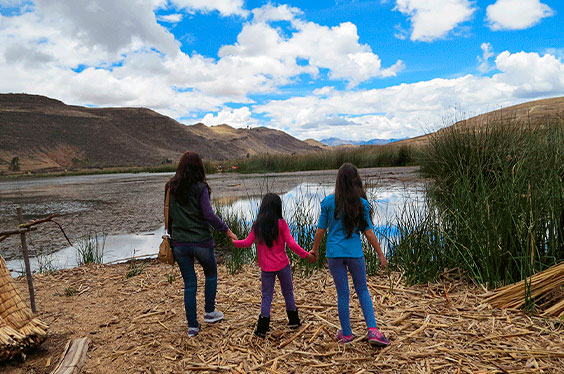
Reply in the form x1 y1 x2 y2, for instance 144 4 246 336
305 252 316 264
307 249 318 264
226 229 238 242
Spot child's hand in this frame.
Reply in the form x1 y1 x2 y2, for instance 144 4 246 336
305 253 316 264
226 229 238 241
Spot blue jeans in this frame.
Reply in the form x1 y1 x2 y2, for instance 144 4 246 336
173 243 217 328
260 264 297 317
327 257 377 336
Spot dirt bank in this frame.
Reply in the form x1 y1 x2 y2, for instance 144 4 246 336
0 167 420 261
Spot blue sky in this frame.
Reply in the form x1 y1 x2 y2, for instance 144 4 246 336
0 0 562 141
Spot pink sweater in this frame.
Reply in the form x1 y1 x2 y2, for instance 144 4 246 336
233 219 309 272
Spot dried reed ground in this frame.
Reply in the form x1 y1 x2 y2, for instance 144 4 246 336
1 261 563 373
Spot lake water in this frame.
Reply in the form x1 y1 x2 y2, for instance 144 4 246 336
6 181 424 276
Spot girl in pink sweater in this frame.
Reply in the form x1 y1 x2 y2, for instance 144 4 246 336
232 193 315 338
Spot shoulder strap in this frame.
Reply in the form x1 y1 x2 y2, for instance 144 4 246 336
164 188 170 232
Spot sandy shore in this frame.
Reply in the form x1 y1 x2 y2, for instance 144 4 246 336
0 166 420 261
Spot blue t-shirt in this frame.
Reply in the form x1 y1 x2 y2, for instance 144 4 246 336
317 194 374 258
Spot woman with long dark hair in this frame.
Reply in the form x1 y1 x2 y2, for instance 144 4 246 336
310 163 389 347
165 151 237 337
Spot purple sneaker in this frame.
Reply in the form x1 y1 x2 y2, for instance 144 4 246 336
336 330 353 344
367 328 390 347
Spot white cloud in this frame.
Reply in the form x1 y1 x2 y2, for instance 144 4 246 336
218 17 404 89
201 107 255 127
251 3 302 23
477 42 494 73
486 0 554 31
493 51 564 98
169 0 248 17
255 51 564 140
394 0 476 41
34 0 179 56
157 13 184 23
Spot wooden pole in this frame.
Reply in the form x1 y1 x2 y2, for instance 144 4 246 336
17 206 36 313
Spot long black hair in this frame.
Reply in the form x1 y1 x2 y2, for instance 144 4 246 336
253 193 283 247
334 163 372 238
165 151 210 203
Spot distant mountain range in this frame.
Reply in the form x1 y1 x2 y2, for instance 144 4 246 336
2 93 561 174
0 94 321 173
320 137 407 146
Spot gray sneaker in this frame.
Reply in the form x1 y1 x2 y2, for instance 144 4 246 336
204 310 224 323
187 327 199 337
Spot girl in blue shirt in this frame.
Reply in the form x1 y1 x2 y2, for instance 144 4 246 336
311 163 390 347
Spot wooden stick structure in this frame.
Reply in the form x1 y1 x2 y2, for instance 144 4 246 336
17 207 36 314
0 227 38 242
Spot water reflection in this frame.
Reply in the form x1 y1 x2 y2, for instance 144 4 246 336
223 182 425 254
7 229 164 277
7 182 423 276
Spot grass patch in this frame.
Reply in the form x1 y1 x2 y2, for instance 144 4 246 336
35 253 58 274
126 261 146 278
75 233 106 266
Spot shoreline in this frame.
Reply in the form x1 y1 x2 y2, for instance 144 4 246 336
0 166 421 261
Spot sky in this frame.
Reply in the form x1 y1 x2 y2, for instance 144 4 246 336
0 1 562 141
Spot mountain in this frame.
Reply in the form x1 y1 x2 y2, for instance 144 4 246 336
0 94 321 173
320 137 407 146
392 96 564 148
304 138 328 148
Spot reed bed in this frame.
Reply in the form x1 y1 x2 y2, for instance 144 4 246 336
2 260 563 373
224 144 415 174
212 182 386 276
391 120 564 288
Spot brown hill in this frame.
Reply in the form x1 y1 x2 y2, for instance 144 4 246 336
0 94 320 173
393 96 564 147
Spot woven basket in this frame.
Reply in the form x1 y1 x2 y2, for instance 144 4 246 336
0 255 48 361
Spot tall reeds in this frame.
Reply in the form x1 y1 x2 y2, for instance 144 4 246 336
391 120 564 287
75 233 106 266
224 144 414 174
213 182 391 275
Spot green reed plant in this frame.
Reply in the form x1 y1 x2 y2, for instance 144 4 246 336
224 144 416 174
75 232 106 266
35 252 58 274
212 202 254 274
286 185 327 276
391 120 564 287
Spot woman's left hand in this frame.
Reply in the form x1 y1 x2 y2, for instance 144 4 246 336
226 229 238 241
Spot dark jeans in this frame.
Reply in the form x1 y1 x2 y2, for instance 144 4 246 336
327 257 377 336
173 243 217 328
260 264 297 317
